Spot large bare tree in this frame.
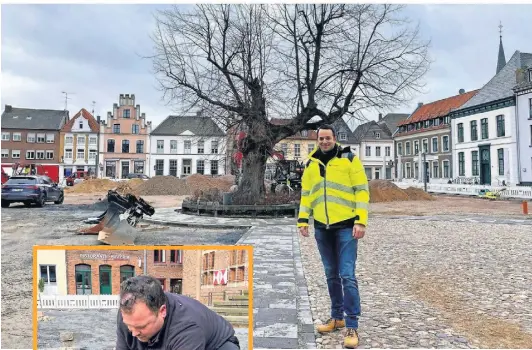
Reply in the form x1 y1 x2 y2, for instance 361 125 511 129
151 4 430 202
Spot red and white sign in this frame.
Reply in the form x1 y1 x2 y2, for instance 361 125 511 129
213 269 228 285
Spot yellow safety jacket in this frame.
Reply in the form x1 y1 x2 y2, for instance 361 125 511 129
297 144 369 228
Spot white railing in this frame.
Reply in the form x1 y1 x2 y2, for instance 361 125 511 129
393 182 532 200
37 294 120 309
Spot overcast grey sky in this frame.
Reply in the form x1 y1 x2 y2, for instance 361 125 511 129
2 4 531 130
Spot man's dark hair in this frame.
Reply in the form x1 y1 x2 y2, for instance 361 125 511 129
119 275 166 314
316 124 337 139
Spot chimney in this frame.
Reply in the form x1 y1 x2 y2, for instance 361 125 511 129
5 105 12 113
458 88 465 95
378 113 382 121
417 102 423 108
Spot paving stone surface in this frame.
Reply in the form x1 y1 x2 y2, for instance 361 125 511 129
300 217 532 349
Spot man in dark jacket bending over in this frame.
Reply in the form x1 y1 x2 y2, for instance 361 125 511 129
116 275 240 350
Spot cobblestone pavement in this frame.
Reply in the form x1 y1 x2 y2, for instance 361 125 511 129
37 308 249 350
300 217 532 349
0 205 245 350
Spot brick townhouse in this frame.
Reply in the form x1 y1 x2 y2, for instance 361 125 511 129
61 249 249 300
1 105 69 182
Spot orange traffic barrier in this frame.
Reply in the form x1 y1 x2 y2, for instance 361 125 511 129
523 201 529 215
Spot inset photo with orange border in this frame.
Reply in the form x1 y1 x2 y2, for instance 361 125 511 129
33 245 253 350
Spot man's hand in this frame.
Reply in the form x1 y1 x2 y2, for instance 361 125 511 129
353 224 365 239
299 226 309 237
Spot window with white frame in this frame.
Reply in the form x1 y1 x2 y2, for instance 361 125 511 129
339 132 347 141
1 132 10 141
36 151 46 161
414 140 419 155
78 120 84 129
211 140 219 154
375 132 380 139
422 139 428 153
46 134 55 143
77 148 85 159
27 133 36 143
365 146 371 157
46 151 54 160
308 144 315 154
26 151 35 159
431 137 438 153
211 160 219 175
443 160 450 178
385 146 390 157
89 150 97 160
157 140 164 153
77 136 85 146
40 265 57 285
1 149 8 158
12 150 20 159
197 160 205 174
294 144 301 157
197 140 204 154
37 133 45 143
13 133 21 141
442 136 449 152
529 98 532 118
184 140 191 154
65 136 73 144
170 140 177 153
397 142 403 155
65 149 73 159
375 146 381 157
89 137 97 146
432 161 439 178
169 159 178 176
132 124 140 134
405 141 411 155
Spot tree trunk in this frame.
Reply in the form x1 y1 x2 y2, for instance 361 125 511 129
235 144 268 204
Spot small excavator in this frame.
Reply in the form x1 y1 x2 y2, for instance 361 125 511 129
79 190 155 245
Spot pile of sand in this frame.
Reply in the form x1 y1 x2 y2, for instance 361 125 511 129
369 180 433 203
185 174 234 194
114 179 145 195
135 176 189 196
64 179 117 193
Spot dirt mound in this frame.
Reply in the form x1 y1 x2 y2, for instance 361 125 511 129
404 187 435 201
369 180 409 203
135 176 189 195
64 179 117 193
369 180 433 203
114 178 144 195
186 174 234 195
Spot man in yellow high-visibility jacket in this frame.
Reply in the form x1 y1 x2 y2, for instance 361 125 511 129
297 124 369 349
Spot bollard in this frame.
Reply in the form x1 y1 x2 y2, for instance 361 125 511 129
523 201 529 215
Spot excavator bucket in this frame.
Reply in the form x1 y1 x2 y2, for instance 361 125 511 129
97 201 139 245
78 190 155 245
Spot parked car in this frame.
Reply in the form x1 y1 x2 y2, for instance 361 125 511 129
126 173 150 180
1 175 64 208
66 170 89 186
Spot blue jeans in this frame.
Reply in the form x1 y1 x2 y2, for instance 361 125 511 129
314 226 360 329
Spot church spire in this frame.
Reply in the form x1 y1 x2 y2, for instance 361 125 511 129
496 21 506 74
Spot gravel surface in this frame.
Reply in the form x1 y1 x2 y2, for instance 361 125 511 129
38 309 249 350
1 203 245 350
300 217 532 349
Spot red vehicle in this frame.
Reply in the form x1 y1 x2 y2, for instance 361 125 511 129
66 170 89 186
1 169 10 184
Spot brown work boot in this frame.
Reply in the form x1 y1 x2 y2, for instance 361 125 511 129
344 328 359 348
316 318 345 333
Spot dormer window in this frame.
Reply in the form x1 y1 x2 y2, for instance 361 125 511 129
79 120 83 129
339 132 347 141
375 132 380 139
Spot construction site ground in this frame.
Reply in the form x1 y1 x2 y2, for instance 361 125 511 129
2 176 531 349
37 309 249 350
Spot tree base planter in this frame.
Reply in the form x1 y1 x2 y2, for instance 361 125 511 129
182 200 299 218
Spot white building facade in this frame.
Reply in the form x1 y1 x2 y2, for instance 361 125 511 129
359 139 394 180
149 115 226 178
514 66 532 185
60 109 99 182
451 105 518 186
